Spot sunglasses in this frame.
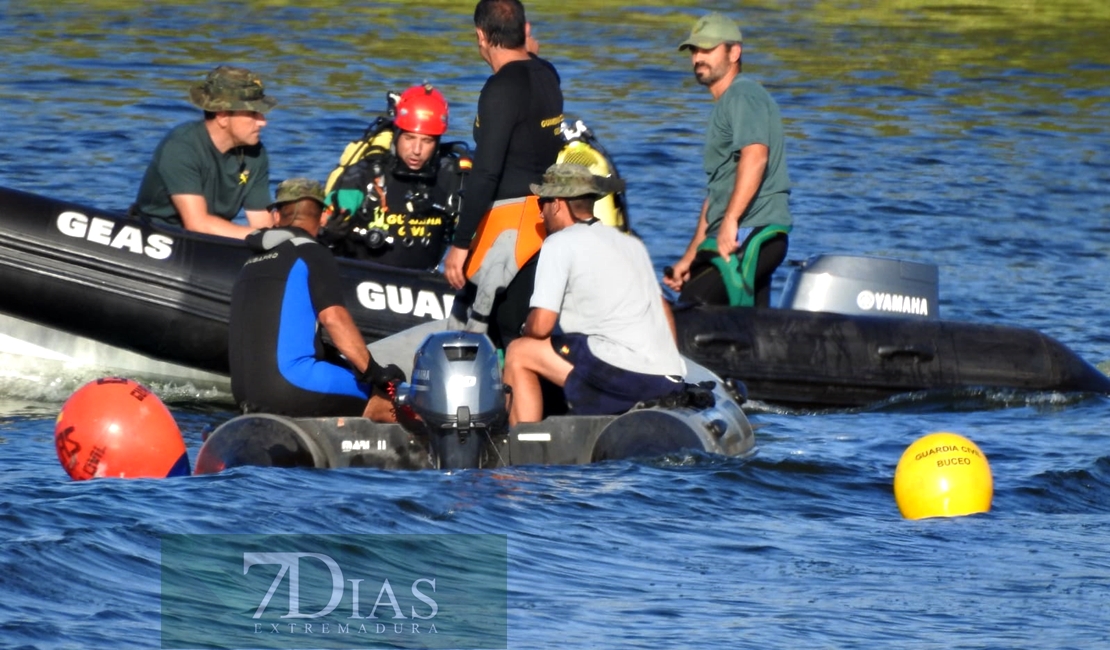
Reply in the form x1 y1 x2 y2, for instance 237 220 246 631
538 197 559 207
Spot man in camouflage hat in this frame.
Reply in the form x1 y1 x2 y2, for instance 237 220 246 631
502 163 686 424
265 177 325 215
132 65 278 239
229 178 406 419
664 12 793 308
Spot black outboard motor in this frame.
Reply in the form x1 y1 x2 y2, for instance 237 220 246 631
395 331 506 469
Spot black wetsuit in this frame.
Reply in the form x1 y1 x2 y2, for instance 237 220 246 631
229 227 370 416
324 147 465 270
453 55 563 346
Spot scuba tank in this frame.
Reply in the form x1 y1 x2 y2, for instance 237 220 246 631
557 119 631 233
320 117 395 252
324 114 395 195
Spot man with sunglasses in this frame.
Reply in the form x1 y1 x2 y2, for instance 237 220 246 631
502 164 686 425
132 65 277 239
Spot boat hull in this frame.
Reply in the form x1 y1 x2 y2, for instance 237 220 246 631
194 406 756 473
675 305 1110 407
2 185 1107 408
0 186 452 377
0 312 229 392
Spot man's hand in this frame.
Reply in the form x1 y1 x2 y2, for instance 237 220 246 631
363 358 407 392
317 209 353 245
525 21 540 55
663 257 693 292
716 218 739 262
443 245 469 290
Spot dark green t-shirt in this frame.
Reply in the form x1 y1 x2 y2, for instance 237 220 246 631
703 75 792 236
134 120 271 225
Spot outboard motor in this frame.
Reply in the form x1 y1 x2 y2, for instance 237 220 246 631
779 254 939 320
395 331 506 469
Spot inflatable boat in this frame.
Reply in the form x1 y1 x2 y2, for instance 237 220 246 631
675 255 1110 407
193 331 755 472
1 184 1107 408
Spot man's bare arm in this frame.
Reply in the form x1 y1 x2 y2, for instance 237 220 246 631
171 194 257 239
716 143 768 261
522 307 559 340
245 209 274 230
318 305 371 374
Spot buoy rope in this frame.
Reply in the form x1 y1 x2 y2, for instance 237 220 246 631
385 381 419 427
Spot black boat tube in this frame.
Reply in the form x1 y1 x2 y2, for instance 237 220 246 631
676 305 1110 408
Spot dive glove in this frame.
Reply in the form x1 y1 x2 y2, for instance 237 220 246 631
361 358 406 391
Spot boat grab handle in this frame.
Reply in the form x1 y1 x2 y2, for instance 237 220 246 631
876 344 936 362
693 332 753 350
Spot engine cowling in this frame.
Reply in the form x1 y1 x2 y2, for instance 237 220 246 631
396 330 506 469
779 254 939 320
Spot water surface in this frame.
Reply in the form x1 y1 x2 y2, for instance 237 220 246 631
1 2 1109 648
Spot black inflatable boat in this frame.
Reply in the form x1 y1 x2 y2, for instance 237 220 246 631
0 185 448 374
1 184 1107 408
675 255 1110 407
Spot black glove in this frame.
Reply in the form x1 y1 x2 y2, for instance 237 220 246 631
318 209 353 245
361 358 406 392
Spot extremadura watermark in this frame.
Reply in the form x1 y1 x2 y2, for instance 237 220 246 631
160 534 506 649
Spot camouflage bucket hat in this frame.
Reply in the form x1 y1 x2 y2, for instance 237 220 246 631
529 163 626 198
267 178 325 210
189 65 277 113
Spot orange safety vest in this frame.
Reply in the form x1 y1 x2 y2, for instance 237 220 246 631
463 196 546 279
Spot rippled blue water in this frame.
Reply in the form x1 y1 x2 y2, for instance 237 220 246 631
2 2 1110 648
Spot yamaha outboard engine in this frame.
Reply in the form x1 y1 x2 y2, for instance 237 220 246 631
395 331 506 469
779 254 939 320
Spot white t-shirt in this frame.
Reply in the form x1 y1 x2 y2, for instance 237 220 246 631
530 221 686 377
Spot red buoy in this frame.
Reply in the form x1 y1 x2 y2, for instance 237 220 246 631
55 377 190 480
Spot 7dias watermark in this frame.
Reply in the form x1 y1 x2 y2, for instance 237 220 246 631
160 534 507 649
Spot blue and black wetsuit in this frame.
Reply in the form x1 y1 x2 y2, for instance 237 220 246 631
229 227 370 416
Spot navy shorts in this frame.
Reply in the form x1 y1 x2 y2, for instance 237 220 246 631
551 333 683 416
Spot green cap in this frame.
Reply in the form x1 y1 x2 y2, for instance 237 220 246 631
677 12 742 51
189 65 278 113
268 178 325 210
530 163 625 199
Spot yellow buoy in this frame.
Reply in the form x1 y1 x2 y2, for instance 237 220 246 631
893 432 993 520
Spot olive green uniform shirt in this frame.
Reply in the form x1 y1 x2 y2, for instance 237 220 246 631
134 120 271 225
703 75 792 236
